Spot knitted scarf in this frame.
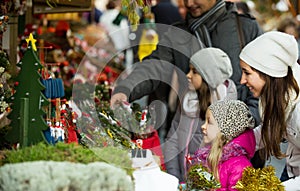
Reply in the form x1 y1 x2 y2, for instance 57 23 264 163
187 0 227 48
192 141 248 167
182 90 199 118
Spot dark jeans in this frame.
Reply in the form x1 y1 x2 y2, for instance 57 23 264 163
250 151 265 169
280 166 295 182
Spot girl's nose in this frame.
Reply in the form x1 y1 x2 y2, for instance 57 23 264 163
186 70 192 78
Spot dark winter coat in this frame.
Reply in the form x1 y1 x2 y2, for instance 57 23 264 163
113 1 263 125
164 107 203 182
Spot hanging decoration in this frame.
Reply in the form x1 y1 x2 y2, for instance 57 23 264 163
121 0 151 30
137 12 158 61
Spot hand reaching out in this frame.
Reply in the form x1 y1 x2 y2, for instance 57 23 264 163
110 92 128 109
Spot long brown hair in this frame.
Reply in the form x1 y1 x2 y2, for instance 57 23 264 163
258 67 299 160
197 80 211 120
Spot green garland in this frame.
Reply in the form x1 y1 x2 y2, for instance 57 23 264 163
97 101 156 149
78 83 155 150
186 163 221 190
98 110 137 149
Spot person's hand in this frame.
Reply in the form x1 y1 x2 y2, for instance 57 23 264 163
110 92 128 109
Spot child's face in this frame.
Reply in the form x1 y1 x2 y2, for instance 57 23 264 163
186 64 203 90
240 60 266 98
201 109 220 144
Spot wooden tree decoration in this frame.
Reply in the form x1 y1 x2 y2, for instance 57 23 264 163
5 33 49 147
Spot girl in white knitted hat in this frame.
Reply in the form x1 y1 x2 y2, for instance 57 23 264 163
239 31 300 191
164 47 237 183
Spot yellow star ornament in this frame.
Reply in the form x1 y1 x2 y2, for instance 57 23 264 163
25 33 37 51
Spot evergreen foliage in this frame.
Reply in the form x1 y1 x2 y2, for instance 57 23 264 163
186 163 221 190
0 142 133 175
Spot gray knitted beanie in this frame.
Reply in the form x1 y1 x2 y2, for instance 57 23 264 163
208 100 255 140
190 47 232 89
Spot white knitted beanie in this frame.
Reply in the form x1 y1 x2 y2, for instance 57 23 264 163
190 47 232 89
240 31 298 77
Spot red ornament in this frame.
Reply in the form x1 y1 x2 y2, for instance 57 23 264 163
67 127 78 144
94 97 100 104
104 66 112 73
72 111 78 119
61 109 67 115
97 73 108 83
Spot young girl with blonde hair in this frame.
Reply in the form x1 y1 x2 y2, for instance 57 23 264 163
193 99 256 190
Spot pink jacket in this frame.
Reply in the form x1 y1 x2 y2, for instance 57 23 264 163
218 129 255 190
194 129 255 190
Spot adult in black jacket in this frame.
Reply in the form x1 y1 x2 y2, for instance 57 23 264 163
111 0 264 169
152 0 183 25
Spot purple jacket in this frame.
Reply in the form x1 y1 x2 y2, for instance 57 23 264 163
194 129 255 190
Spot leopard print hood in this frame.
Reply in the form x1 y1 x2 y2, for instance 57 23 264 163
209 100 255 140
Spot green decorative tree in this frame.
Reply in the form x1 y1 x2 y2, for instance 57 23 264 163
5 33 49 147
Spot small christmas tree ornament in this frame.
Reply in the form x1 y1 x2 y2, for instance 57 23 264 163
5 33 49 147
